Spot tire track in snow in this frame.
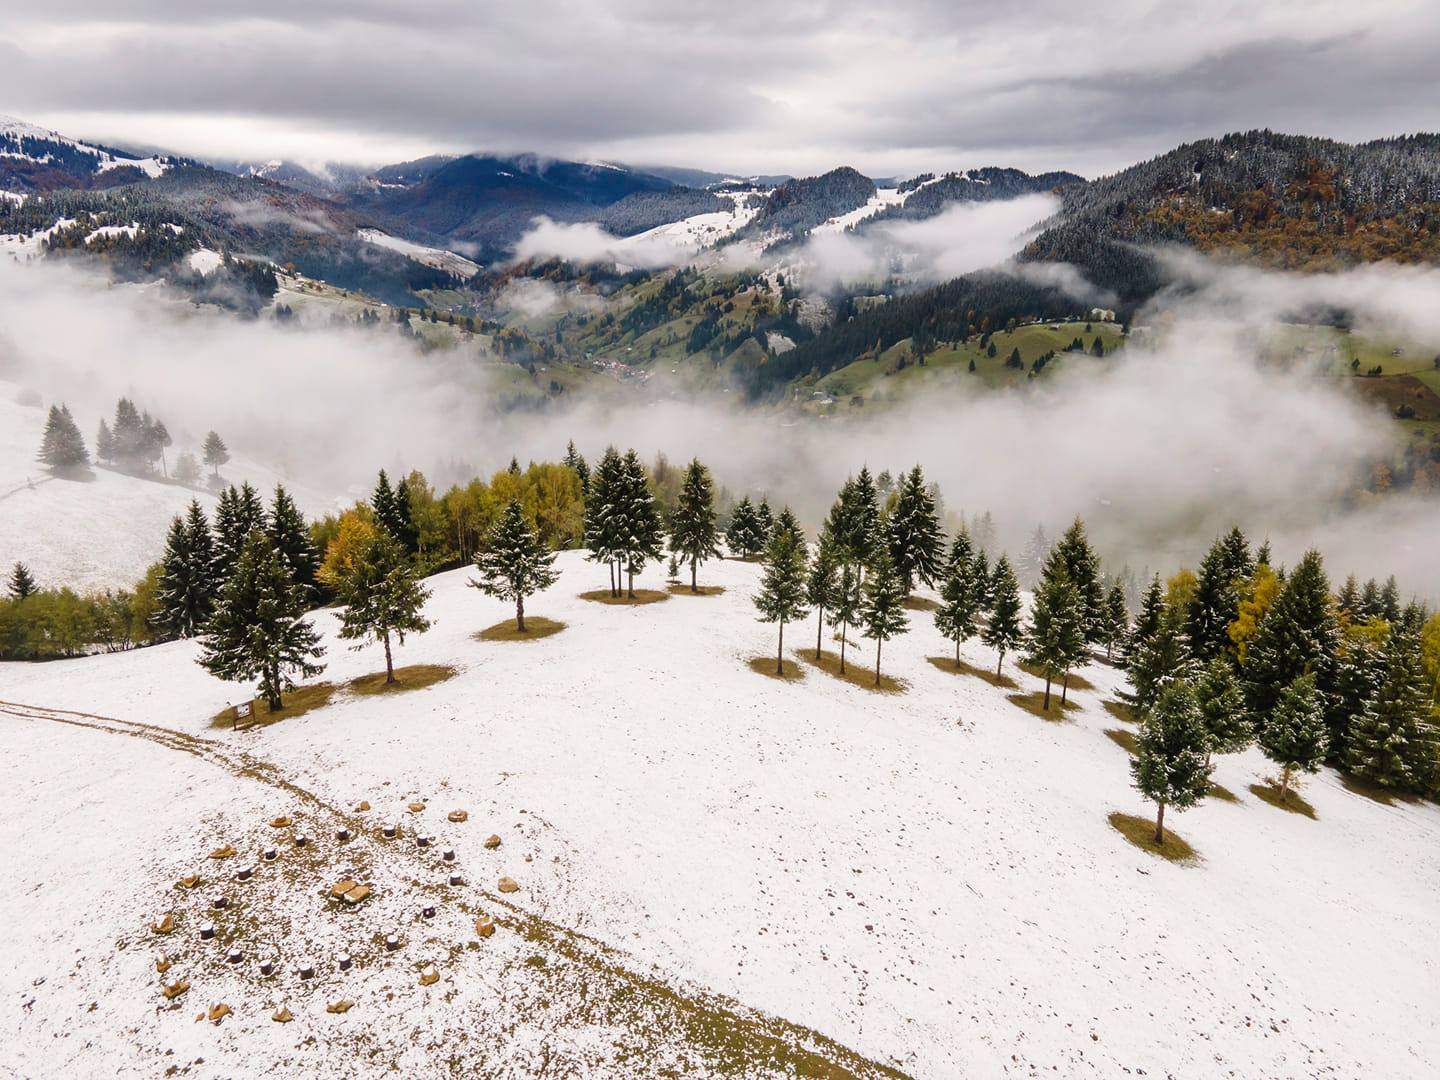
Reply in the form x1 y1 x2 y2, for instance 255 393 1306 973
0 697 912 1078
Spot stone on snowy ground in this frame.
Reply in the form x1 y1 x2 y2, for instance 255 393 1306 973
161 979 189 1000
208 844 236 860
343 884 372 905
327 999 354 1014
177 874 201 890
329 879 359 899
271 1006 293 1023
206 1003 231 1023
498 876 519 893
484 834 502 849
151 913 175 934
407 802 426 813
269 816 292 828
155 955 171 974
447 810 468 823
475 916 495 938
419 966 439 986
353 801 370 812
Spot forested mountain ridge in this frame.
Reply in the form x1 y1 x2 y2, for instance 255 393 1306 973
1022 129 1440 301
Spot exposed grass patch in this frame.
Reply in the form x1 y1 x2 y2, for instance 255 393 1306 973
1006 690 1080 722
207 681 337 730
795 647 908 694
1019 662 1095 692
578 589 671 606
902 595 940 612
1103 699 1136 725
348 664 458 697
1249 782 1318 820
667 583 727 597
1108 811 1201 865
924 655 1018 690
1338 772 1415 807
1104 727 1137 755
746 656 805 681
475 617 566 642
1209 781 1240 803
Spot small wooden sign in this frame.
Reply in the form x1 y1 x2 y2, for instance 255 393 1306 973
233 701 254 730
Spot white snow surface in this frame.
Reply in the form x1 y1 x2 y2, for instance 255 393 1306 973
355 228 480 279
187 248 224 275
0 115 172 178
2 553 1438 1077
611 191 762 258
810 188 908 236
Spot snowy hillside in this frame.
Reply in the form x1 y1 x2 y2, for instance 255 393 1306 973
0 115 173 186
356 228 480 279
2 553 1436 1077
0 385 332 591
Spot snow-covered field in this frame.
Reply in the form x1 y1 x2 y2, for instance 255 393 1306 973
356 228 481 279
3 553 1437 1077
612 192 763 259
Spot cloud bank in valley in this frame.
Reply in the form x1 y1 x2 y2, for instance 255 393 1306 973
2 253 1438 596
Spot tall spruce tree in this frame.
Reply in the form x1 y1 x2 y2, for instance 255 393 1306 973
212 484 264 583
1131 680 1213 844
859 548 908 686
563 440 590 495
266 484 319 599
806 529 840 660
669 458 720 592
1122 607 1196 719
1102 581 1129 660
1194 656 1249 765
197 532 325 710
202 430 229 478
1258 672 1328 800
1124 575 1165 668
852 467 881 564
95 419 116 465
1242 550 1338 726
1187 536 1244 662
584 446 625 595
332 526 432 683
1328 626 1386 762
725 496 766 559
971 549 992 611
472 500 560 631
614 449 664 598
934 542 981 667
1025 558 1086 709
157 501 217 637
753 528 810 674
886 465 943 593
1052 518 1105 643
832 559 864 674
754 498 776 542
8 562 37 601
1345 628 1435 792
37 404 89 473
983 556 1024 677
773 507 804 548
1018 524 1050 589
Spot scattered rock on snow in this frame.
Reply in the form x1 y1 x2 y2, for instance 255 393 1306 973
208 845 236 860
161 979 189 1000
498 877 519 894
407 802 426 813
475 916 495 938
353 801 370 812
269 816 292 829
447 809 468 823
343 884 371 905
151 913 175 934
326 999 354 1014
271 1006 293 1023
177 874 201 890
329 879 359 899
419 965 439 986
484 834 502 849
206 1003 232 1023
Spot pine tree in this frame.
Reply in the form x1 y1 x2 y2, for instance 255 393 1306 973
1131 680 1213 844
754 497 775 542
1345 628 1435 792
671 457 720 593
151 419 172 476
613 449 664 598
806 529 840 660
1336 575 1361 618
563 440 590 495
1024 558 1086 709
197 532 325 710
852 467 881 563
202 430 230 478
971 549 992 610
860 548 908 685
753 528 809 674
8 562 37 601
773 507 804 548
1328 626 1385 762
1052 518 1105 643
1194 656 1249 764
391 475 421 554
37 404 90 473
157 502 217 638
832 559 863 674
267 484 319 599
885 465 943 593
1217 525 1253 582
725 496 766 560
95 418 116 464
1018 524 1050 589
1101 581 1128 660
1187 536 1244 662
1242 550 1337 726
585 447 625 595
1122 608 1196 719
331 526 432 683
472 500 560 631
1124 575 1165 668
1378 576 1401 623
983 556 1024 677
934 542 981 667
1258 673 1328 800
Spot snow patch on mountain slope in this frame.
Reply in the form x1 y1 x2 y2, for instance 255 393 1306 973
356 228 480 279
610 191 763 259
0 115 172 178
2 553 1437 1077
187 248 224 275
0 216 76 261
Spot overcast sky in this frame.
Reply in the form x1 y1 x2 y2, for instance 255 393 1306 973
4 1 1438 178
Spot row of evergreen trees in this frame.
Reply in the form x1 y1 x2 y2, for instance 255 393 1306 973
35 398 230 485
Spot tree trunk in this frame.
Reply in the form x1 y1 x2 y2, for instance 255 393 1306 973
1154 801 1166 845
840 622 848 674
627 564 635 599
1061 671 1070 706
776 620 785 675
267 664 283 710
815 607 824 660
383 630 395 684
516 595 526 633
996 648 1005 678
1279 765 1292 800
1043 675 1052 710
608 559 616 597
874 637 883 686
691 558 698 593
955 639 961 668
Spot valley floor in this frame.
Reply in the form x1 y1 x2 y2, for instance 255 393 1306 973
2 553 1437 1077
